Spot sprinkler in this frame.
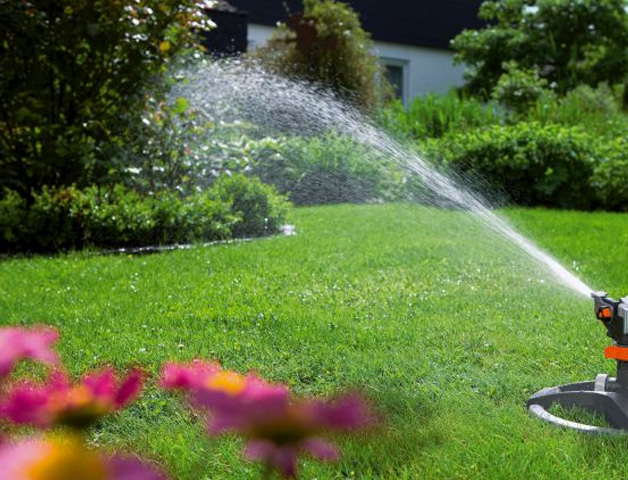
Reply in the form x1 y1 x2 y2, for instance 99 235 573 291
527 291 628 434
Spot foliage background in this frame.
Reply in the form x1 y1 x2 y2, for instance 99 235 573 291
0 0 215 196
451 0 628 98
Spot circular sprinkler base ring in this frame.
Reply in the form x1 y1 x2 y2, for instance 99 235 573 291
526 377 628 435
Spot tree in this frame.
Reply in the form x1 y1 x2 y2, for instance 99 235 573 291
253 0 385 110
452 0 628 97
0 0 213 195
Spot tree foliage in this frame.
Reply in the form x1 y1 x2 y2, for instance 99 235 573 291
253 0 384 110
491 61 552 114
0 0 213 195
452 0 628 97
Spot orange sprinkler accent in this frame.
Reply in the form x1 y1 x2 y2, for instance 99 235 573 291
604 345 628 361
597 307 612 320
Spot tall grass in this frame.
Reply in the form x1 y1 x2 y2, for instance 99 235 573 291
382 83 628 142
530 83 627 137
380 92 504 140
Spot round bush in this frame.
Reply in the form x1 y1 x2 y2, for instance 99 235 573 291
426 122 599 209
210 174 290 238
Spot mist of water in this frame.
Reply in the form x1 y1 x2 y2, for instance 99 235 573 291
174 60 592 298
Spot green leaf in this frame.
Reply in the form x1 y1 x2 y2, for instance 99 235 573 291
173 97 189 115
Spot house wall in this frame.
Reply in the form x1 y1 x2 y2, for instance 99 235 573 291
247 23 465 102
374 41 464 101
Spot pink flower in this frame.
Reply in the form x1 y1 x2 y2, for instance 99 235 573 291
0 436 167 480
160 362 373 478
235 393 372 478
0 368 143 429
0 326 59 378
160 361 289 433
160 360 222 390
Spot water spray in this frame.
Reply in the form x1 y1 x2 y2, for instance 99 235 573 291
176 61 592 298
177 60 608 435
527 291 628 434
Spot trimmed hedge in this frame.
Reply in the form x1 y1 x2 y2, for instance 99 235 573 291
0 175 289 254
424 122 599 209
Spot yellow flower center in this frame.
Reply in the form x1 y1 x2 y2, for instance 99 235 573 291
48 386 112 428
48 386 93 410
26 439 107 480
205 371 247 395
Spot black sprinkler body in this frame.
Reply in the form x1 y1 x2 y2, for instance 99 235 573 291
526 291 628 434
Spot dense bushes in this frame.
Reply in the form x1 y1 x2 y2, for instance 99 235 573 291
252 134 398 205
529 83 626 136
210 174 290 237
380 75 628 211
425 123 598 209
591 138 628 211
0 175 289 254
0 0 212 196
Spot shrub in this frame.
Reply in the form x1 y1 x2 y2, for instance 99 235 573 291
0 176 289 254
210 174 290 237
491 62 553 114
25 186 91 251
591 138 628 211
425 122 599 209
0 189 28 249
380 92 503 140
0 0 212 196
528 83 626 137
82 186 166 248
251 133 397 205
252 0 385 110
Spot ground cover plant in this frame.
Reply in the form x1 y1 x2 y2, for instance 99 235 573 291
2 203 628 479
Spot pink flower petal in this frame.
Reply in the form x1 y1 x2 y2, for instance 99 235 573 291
273 445 298 478
84 368 116 397
245 441 298 478
0 327 59 377
0 367 144 429
160 361 221 390
0 437 51 479
314 393 373 430
114 369 144 407
0 381 50 426
302 437 339 461
106 455 169 480
244 440 276 460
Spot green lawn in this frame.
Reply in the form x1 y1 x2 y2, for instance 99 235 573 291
3 204 628 479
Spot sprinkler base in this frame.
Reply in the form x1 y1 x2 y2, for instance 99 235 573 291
527 375 628 435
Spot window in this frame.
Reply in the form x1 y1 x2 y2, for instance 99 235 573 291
381 58 409 105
